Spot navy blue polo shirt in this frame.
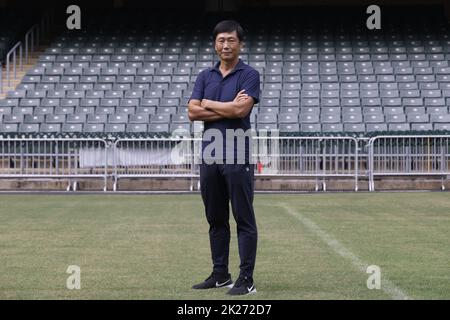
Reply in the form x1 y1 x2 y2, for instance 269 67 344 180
189 59 260 163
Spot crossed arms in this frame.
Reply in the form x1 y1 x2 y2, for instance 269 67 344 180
188 90 255 122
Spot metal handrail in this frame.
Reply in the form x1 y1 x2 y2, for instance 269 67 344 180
25 24 39 64
6 41 23 87
1 9 54 92
0 61 3 93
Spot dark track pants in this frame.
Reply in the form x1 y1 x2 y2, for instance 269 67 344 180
200 162 257 278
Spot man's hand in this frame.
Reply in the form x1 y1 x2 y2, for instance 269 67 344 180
201 90 249 111
201 98 213 110
233 89 250 103
199 89 253 119
188 99 224 122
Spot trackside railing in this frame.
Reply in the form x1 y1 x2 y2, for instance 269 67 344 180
367 135 450 191
253 136 359 191
113 136 360 191
113 137 201 191
357 137 371 179
0 138 109 191
1 135 450 191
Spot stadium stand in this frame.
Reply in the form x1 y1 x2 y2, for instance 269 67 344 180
1 8 450 135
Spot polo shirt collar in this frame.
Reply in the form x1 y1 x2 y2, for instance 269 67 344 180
212 58 245 75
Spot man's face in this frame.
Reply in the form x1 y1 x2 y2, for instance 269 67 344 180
214 30 242 63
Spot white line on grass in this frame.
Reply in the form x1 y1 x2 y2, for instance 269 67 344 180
279 203 411 300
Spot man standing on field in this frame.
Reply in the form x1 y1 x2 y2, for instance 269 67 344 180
188 20 260 296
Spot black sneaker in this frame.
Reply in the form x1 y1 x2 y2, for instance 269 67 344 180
192 272 233 290
226 275 256 295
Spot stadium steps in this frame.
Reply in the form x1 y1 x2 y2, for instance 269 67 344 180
0 46 46 99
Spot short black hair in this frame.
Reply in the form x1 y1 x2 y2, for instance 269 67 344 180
213 20 244 42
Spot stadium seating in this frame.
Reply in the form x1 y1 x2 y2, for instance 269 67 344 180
1 8 450 134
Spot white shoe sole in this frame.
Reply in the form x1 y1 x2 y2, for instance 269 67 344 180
226 287 257 295
247 288 257 295
216 282 234 289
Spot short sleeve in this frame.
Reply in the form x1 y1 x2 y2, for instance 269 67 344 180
189 70 205 102
240 69 260 105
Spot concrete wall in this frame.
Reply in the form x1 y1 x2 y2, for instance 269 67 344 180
1 177 449 192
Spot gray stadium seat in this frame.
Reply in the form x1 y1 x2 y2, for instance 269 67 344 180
366 123 387 132
19 124 39 132
149 123 169 132
40 123 62 133
84 123 104 133
301 123 321 132
105 124 126 132
279 123 300 132
126 124 148 133
0 124 18 132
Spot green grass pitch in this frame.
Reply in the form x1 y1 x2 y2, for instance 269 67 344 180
0 192 449 299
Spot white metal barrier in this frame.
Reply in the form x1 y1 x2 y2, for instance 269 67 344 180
0 138 109 191
0 135 448 192
253 136 360 191
358 137 371 179
112 136 360 191
367 135 450 191
113 137 200 191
